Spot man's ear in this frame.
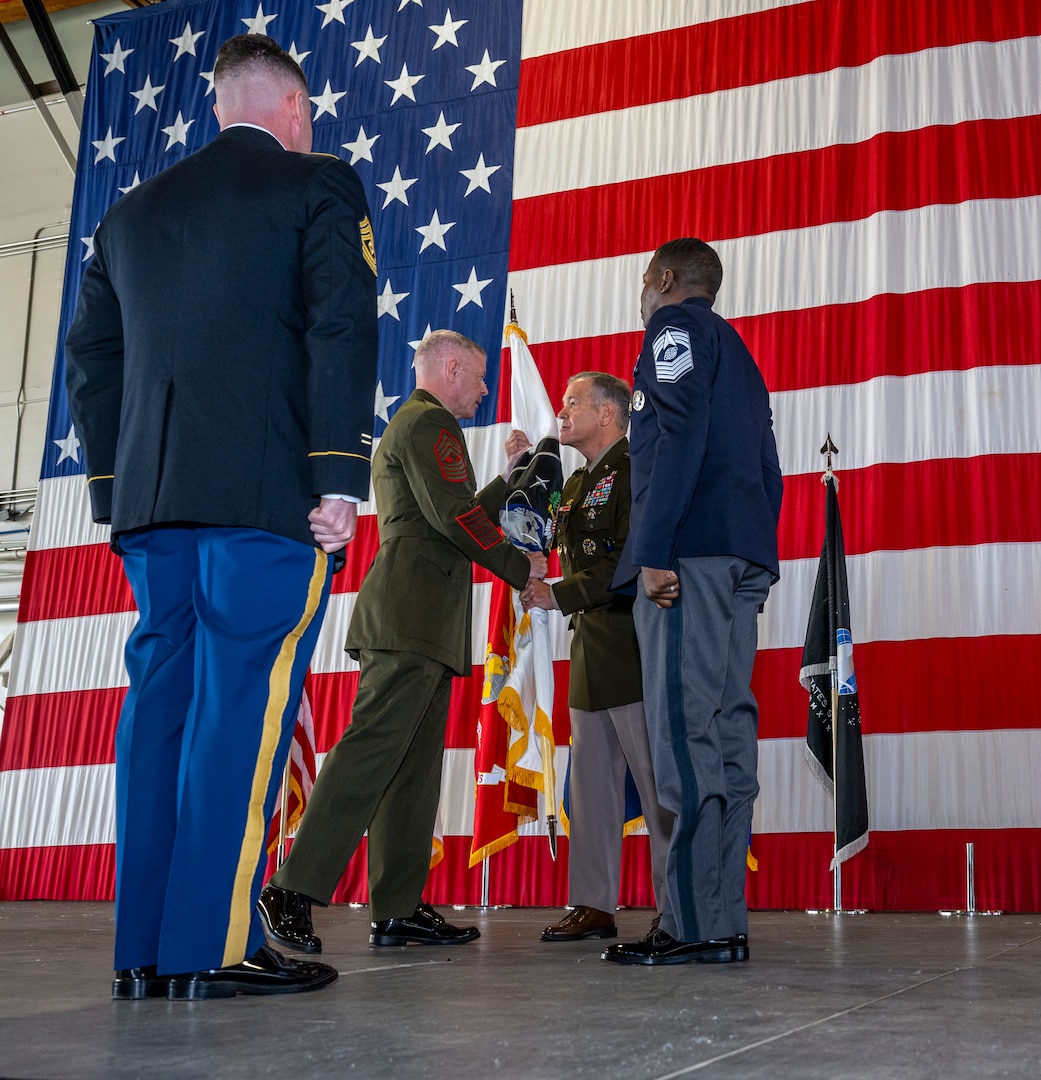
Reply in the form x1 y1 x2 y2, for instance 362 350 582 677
289 88 306 126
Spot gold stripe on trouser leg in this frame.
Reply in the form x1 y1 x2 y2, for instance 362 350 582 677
222 550 328 966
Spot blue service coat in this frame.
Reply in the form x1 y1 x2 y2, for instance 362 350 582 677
614 296 783 587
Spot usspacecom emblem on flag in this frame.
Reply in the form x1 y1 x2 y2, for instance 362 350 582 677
653 326 694 383
836 627 858 696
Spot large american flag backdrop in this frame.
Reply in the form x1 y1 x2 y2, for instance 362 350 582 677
1 0 1039 911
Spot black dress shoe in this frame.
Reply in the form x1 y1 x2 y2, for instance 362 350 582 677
540 906 617 941
167 944 337 1000
731 933 750 961
258 883 322 953
370 902 480 946
112 965 169 1000
601 929 742 966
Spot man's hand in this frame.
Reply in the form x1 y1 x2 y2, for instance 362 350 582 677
521 578 555 611
309 498 359 553
642 566 680 608
525 550 548 581
502 429 533 477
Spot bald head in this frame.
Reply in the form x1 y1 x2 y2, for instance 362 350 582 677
213 35 312 152
414 330 489 420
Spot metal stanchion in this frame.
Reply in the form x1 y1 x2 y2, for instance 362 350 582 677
939 843 1002 917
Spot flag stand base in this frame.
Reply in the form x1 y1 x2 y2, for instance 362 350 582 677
806 863 868 915
474 854 514 911
938 843 1002 917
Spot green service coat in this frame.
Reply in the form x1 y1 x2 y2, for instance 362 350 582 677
551 437 643 711
346 389 531 675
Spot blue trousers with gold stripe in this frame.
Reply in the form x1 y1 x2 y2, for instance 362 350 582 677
115 526 332 975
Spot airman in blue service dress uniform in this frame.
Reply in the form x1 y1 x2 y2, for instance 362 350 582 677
64 35 378 999
605 239 783 966
259 331 546 952
521 373 673 941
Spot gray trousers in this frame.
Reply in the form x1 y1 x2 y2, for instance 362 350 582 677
634 556 773 943
271 648 454 921
567 700 674 914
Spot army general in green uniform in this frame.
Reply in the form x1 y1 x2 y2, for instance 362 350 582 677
522 372 673 942
260 330 546 951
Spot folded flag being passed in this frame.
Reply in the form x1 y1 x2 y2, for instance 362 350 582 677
498 436 563 852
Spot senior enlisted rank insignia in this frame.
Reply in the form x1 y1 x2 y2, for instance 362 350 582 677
359 216 377 276
631 390 645 412
653 325 694 382
434 429 468 482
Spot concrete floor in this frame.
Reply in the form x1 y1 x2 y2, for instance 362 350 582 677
1 902 1039 1080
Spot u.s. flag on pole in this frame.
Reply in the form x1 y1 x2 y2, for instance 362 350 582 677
266 685 318 857
2 0 1040 912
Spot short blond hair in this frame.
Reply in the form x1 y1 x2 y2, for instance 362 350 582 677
414 329 485 370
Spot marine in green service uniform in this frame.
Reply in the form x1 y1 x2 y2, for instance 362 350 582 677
260 330 547 952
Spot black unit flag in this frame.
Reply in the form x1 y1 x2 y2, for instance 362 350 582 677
800 475 869 867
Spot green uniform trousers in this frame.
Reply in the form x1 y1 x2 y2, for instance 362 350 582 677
271 648 454 920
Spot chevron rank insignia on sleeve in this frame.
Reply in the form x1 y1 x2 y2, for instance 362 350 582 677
360 216 377 275
653 326 694 382
434 429 469 482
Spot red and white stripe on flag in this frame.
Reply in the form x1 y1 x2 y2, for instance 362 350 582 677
3 0 1041 910
265 684 318 856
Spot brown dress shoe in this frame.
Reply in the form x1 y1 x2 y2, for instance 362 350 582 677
540 905 617 941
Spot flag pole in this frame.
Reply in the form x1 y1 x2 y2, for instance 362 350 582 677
822 434 841 911
505 292 559 861
806 434 866 916
830 668 841 910
275 756 291 868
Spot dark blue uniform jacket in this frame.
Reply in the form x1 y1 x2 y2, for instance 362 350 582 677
614 296 783 589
